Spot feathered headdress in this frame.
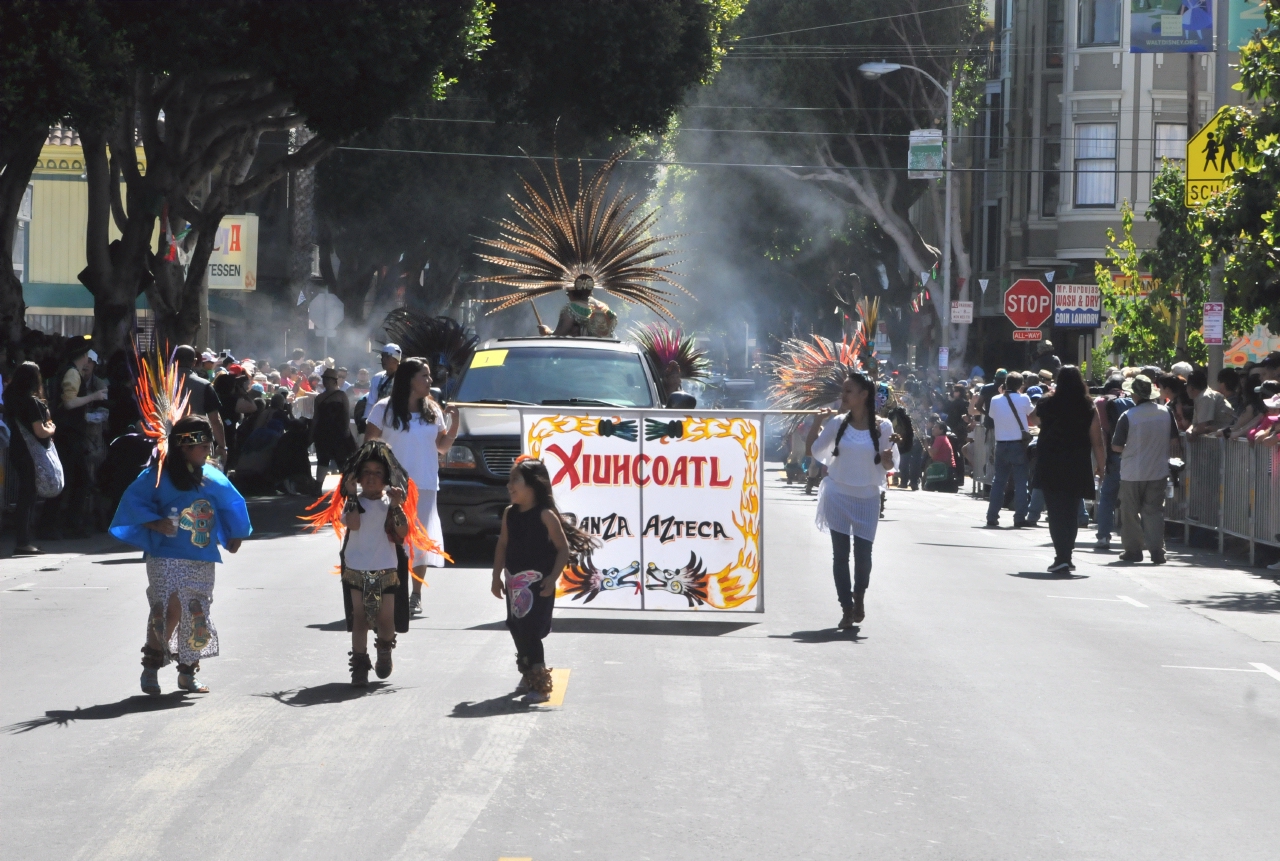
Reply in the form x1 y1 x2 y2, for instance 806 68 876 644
132 342 191 486
630 323 710 380
302 440 450 581
768 333 866 429
474 149 689 318
380 309 478 388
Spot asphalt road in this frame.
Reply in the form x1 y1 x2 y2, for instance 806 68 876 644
2 472 1278 860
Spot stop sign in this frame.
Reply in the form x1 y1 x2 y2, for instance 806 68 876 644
1003 279 1053 329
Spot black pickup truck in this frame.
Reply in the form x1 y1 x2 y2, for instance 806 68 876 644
437 337 673 538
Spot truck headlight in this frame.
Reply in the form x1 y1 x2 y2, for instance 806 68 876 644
443 444 477 469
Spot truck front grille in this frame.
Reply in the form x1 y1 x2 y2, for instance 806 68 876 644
481 446 521 476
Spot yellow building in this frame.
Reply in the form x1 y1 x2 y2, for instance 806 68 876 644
18 123 251 346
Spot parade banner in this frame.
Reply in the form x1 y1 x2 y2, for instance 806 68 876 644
523 411 762 612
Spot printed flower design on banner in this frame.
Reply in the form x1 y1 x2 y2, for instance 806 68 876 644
560 557 640 603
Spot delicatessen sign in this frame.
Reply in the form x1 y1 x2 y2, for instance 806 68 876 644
523 412 762 612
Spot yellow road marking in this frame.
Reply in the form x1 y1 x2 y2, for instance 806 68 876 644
545 668 571 707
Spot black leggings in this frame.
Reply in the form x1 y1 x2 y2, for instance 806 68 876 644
507 587 554 669
831 530 873 609
1043 490 1082 563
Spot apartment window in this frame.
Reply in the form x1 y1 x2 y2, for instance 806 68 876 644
1154 123 1187 169
1047 0 1065 67
1074 123 1117 207
1078 0 1121 46
986 90 1003 159
984 203 1002 271
1042 140 1062 217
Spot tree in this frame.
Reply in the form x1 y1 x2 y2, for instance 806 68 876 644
315 0 744 329
707 0 986 370
1202 0 1280 331
72 0 490 356
0 0 128 368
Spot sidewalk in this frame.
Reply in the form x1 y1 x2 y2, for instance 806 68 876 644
898 483 1280 644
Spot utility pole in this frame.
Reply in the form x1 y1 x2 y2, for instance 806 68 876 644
1207 0 1230 377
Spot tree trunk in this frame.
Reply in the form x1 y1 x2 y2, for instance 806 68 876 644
0 126 46 370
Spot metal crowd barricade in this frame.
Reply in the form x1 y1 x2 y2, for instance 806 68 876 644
1165 434 1280 565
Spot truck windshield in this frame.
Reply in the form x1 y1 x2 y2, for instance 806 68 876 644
455 346 655 408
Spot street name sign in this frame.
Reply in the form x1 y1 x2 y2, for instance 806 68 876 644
1004 279 1053 329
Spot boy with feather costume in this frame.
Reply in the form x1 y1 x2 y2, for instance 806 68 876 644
110 350 252 695
303 440 448 687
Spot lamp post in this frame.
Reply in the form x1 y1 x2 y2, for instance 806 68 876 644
859 62 954 371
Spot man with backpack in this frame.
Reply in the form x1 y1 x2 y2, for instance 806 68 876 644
1093 376 1133 551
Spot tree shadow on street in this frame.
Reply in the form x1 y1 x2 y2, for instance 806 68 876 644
254 682 397 707
4 693 194 733
449 693 536 718
1007 571 1088 580
1178 590 1280 614
769 628 864 644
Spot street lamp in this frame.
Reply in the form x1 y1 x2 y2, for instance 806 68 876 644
859 61 955 372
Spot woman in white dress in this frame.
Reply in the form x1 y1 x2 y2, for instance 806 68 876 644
805 371 895 630
365 357 459 615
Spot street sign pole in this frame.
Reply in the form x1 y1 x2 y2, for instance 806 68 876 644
1208 0 1231 378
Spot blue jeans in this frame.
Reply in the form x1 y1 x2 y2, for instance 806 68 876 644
831 531 873 609
1095 453 1122 541
986 441 1029 525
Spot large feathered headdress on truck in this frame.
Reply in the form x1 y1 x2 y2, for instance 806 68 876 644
132 343 191 486
474 150 688 318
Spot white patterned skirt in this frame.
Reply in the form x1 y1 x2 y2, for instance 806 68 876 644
145 556 218 666
411 487 446 569
814 480 882 542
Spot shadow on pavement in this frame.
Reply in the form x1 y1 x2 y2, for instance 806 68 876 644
468 618 757 637
1178 591 1280 614
769 628 864 644
306 620 347 631
1008 571 1088 580
449 694 534 718
254 682 396 707
93 555 145 565
4 693 194 733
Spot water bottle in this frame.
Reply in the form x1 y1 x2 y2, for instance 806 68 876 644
1165 478 1174 499
168 507 180 532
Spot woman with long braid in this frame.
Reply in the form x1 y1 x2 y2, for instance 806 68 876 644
805 371 895 629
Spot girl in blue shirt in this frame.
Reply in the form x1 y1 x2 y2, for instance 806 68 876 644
111 415 252 694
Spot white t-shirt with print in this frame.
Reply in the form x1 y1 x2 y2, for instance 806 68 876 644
341 494 400 571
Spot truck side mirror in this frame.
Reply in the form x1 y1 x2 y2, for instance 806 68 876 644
666 391 697 409
430 386 443 402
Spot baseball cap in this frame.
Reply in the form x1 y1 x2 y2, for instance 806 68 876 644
1266 394 1280 409
1131 374 1153 402
200 351 216 362
1026 385 1044 401
378 343 403 360
1255 380 1280 397
1103 376 1125 393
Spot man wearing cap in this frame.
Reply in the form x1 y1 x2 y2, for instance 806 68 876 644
1031 341 1062 379
1093 376 1134 550
369 344 401 405
172 345 227 460
1186 368 1236 437
1110 375 1180 564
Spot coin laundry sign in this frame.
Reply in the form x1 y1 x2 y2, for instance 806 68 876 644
1053 284 1101 327
524 412 762 612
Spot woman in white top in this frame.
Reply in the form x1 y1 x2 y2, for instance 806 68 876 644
805 371 896 630
365 357 460 614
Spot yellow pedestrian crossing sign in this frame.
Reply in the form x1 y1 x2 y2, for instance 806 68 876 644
1185 107 1235 207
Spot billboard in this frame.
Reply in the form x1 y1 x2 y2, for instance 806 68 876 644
1131 0 1213 53
524 411 762 612
207 213 258 290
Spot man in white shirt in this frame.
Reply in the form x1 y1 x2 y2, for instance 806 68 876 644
984 371 1038 528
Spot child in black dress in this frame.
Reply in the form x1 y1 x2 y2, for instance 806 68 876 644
491 457 596 703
